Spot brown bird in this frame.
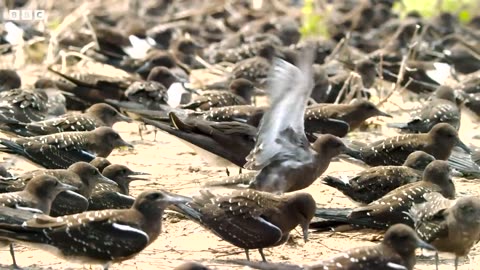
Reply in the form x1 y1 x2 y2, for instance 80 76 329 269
305 100 392 131
322 151 436 204
230 224 435 270
0 161 117 216
312 160 456 230
246 54 358 193
344 123 470 166
0 88 49 123
410 193 480 269
0 190 188 270
88 164 150 210
387 85 461 133
181 79 255 111
171 189 316 262
0 127 133 169
0 175 76 268
0 103 132 137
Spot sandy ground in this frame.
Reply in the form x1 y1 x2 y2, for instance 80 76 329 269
0 97 479 270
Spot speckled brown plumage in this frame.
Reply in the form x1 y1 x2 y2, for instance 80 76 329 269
0 127 132 169
0 190 188 269
388 86 460 133
305 100 391 131
0 89 49 123
87 164 149 210
345 123 469 166
171 189 316 262
0 103 131 137
312 160 456 230
410 193 480 269
322 151 435 204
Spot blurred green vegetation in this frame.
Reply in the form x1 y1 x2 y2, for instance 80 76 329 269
394 0 477 23
300 0 478 38
300 0 328 38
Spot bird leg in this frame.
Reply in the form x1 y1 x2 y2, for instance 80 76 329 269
102 262 111 270
239 167 242 174
454 256 458 270
137 123 145 140
258 248 267 262
435 252 439 270
225 168 230 176
244 249 250 261
9 243 20 269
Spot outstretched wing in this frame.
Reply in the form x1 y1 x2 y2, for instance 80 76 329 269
245 51 315 170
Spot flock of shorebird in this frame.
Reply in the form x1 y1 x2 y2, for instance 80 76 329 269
0 0 480 269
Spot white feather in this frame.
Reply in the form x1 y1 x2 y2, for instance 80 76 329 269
167 82 189 108
386 262 407 270
426 62 451 85
112 223 149 241
123 35 151 59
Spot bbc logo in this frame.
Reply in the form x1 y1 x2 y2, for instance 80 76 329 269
8 9 45 21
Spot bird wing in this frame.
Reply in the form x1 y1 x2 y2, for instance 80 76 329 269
409 192 452 242
15 131 91 151
1 209 149 260
0 139 94 169
176 190 283 248
245 53 314 170
2 115 97 136
0 206 39 225
360 134 426 165
318 246 407 270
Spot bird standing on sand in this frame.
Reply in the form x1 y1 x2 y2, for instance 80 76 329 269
0 190 188 270
230 224 435 270
312 160 455 230
387 85 460 133
0 127 133 169
410 193 480 269
171 189 316 262
0 175 76 268
322 151 435 204
0 103 132 137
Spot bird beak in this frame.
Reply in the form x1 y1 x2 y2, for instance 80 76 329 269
457 140 471 154
126 171 150 181
376 110 392 118
117 113 133 123
98 174 118 186
58 182 78 192
342 147 362 159
301 222 310 243
161 190 191 205
181 82 200 95
254 87 266 96
416 238 436 251
117 139 134 149
136 61 153 74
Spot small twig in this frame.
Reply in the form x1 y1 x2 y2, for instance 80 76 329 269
83 13 100 50
376 24 421 107
334 73 354 104
324 36 347 63
194 55 228 74
344 73 363 103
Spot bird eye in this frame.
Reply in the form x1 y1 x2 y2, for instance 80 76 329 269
54 181 59 186
148 193 163 200
93 170 98 175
